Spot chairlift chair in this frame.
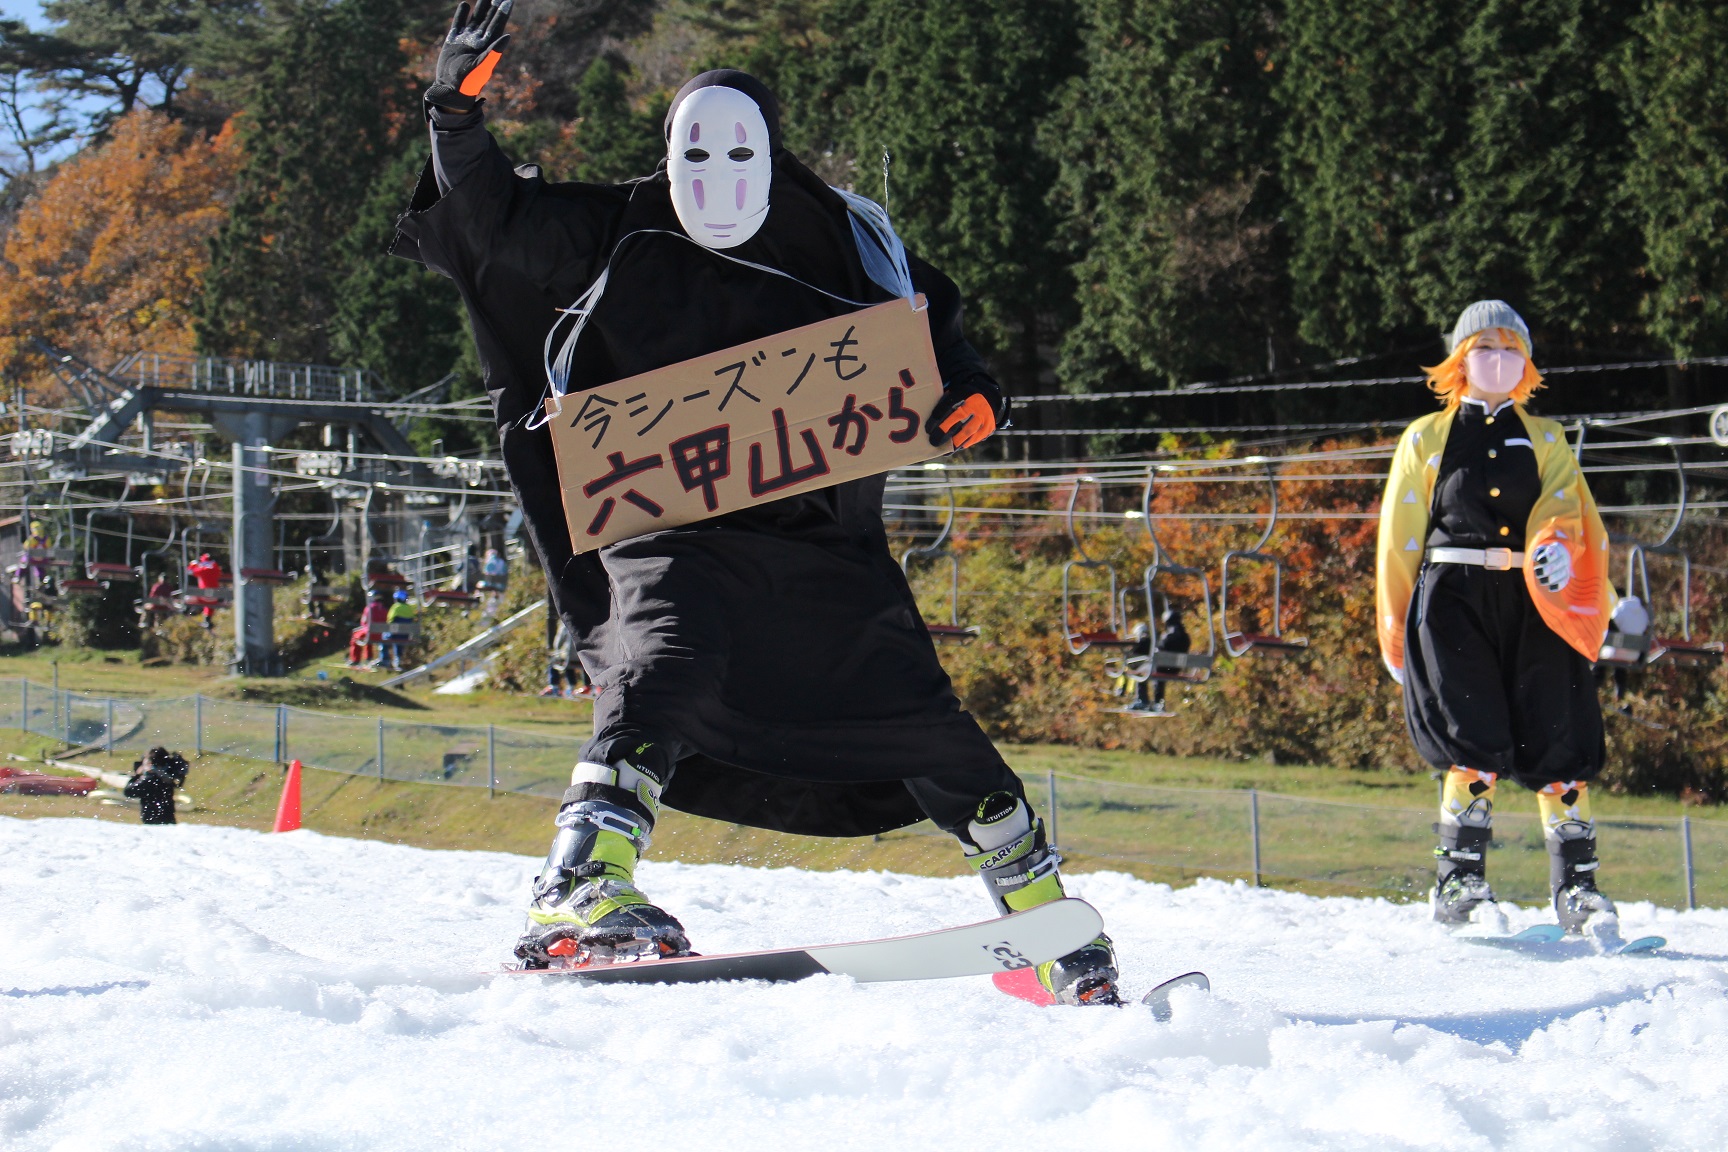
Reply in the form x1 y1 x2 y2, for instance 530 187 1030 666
899 484 980 643
425 589 482 608
364 570 412 594
240 568 295 587
1220 460 1309 658
1136 467 1218 684
85 562 137 584
1597 441 1723 668
1061 477 1137 656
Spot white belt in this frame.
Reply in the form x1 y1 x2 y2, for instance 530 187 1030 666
1426 546 1524 571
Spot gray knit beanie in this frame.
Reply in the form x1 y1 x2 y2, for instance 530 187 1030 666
1447 300 1531 353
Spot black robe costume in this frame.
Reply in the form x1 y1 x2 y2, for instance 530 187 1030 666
392 82 1017 838
1401 397 1605 788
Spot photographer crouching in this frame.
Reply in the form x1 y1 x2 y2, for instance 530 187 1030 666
124 747 190 825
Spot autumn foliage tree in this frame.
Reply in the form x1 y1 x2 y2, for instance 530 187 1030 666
0 108 239 387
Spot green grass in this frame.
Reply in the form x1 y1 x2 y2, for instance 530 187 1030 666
1 644 1720 909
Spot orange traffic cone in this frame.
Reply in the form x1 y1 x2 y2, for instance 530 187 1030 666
273 759 302 833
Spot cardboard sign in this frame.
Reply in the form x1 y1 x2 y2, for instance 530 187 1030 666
545 297 945 552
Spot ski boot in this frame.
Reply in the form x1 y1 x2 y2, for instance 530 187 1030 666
514 755 691 969
1431 767 1507 931
1540 781 1617 940
965 791 1121 1006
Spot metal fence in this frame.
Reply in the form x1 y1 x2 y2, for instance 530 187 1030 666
1039 772 1724 911
0 678 580 802
3 675 1721 910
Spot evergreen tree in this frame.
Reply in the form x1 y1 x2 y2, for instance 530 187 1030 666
1623 0 1728 360
1048 0 1285 393
820 0 1082 397
195 0 417 366
328 142 466 397
1276 0 1472 356
569 55 669 183
677 0 838 157
1431 0 1639 354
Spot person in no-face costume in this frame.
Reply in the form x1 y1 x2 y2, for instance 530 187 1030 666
393 1 1121 1003
1377 301 1624 939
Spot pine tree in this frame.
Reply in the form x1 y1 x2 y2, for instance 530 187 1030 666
1048 0 1285 393
569 55 669 184
1623 0 1728 360
1430 0 1639 354
195 0 416 366
820 0 1082 396
1276 0 1472 356
327 142 465 398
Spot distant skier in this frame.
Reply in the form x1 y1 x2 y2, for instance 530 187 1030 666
540 615 589 698
1377 301 1625 939
124 747 189 825
1147 603 1190 714
379 590 417 671
187 553 225 630
396 3 1118 1003
348 589 389 667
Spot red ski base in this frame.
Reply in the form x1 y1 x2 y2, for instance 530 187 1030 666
992 966 1055 1006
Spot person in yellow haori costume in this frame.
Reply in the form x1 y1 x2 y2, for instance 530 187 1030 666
1376 300 1624 939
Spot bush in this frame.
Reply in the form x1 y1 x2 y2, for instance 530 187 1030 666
59 585 139 649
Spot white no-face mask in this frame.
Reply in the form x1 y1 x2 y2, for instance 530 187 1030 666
667 86 772 250
1464 347 1525 394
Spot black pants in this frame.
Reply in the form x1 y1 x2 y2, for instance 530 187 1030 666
1403 564 1604 788
578 530 1020 838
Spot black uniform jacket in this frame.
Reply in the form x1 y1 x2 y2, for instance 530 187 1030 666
392 120 1007 836
1399 399 1604 785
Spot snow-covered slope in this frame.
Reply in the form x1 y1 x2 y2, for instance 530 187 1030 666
4 817 1728 1151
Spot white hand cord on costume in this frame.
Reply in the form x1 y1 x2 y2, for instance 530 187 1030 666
530 194 916 431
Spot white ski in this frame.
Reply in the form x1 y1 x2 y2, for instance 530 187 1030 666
518 897 1105 986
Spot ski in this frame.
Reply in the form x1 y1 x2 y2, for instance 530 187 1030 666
512 897 1104 987
1141 971 1211 1021
1464 923 1667 956
992 965 1211 1014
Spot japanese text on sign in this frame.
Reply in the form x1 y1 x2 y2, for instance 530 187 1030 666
545 297 944 552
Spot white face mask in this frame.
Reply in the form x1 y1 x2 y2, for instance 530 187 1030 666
667 86 772 250
1464 347 1525 394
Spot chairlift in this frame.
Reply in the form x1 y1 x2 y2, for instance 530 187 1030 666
1220 460 1309 658
900 482 980 643
83 501 138 586
1136 466 1218 684
1598 439 1723 668
302 494 345 616
240 568 295 587
1061 476 1137 655
135 523 180 624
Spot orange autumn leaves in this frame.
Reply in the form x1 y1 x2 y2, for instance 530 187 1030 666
0 111 241 382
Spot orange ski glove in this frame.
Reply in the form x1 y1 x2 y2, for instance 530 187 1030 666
426 0 513 113
926 377 1007 451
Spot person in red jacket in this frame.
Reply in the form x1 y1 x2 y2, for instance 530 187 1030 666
348 590 390 666
186 554 226 630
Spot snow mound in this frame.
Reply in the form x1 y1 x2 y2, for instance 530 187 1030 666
4 816 1728 1150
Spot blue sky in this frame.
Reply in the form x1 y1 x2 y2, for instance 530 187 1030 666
3 0 114 171
1 0 46 27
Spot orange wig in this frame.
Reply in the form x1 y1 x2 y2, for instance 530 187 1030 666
1422 328 1545 409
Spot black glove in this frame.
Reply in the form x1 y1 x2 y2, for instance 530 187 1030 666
425 0 513 113
925 374 1008 450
